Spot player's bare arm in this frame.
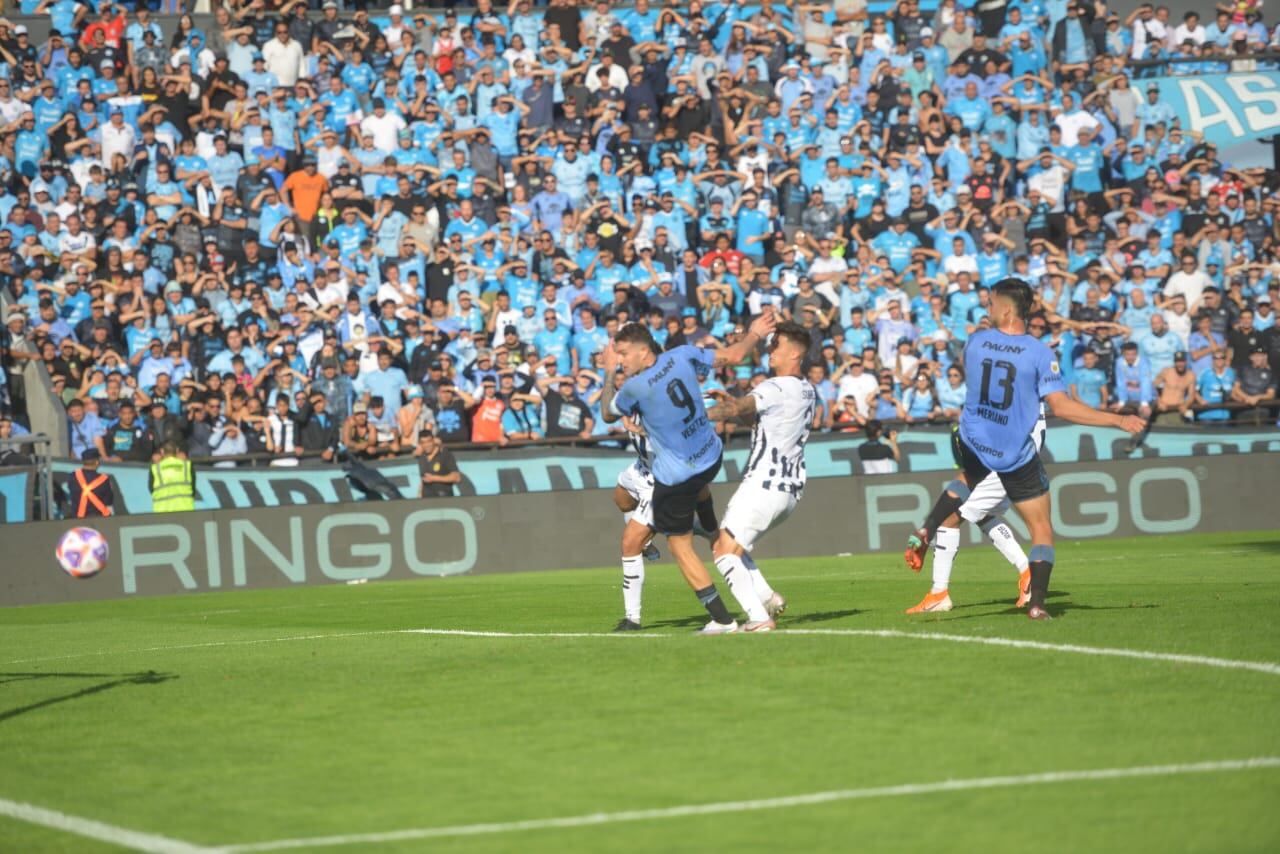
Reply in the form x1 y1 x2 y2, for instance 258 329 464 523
710 308 777 368
599 343 621 423
1043 390 1144 434
705 390 758 424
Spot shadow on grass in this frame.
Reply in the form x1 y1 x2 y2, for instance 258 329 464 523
934 601 1158 622
0 671 177 723
1232 540 1280 555
644 614 708 629
781 609 864 625
953 591 1071 610
642 608 865 630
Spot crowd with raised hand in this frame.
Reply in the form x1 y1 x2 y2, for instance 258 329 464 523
1 0 1278 469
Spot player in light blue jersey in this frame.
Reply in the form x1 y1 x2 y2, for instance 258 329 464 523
903 279 1144 620
610 334 718 632
602 310 777 633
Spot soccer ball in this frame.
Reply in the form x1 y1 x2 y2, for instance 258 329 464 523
55 527 109 579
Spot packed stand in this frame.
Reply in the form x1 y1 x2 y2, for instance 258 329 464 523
1 0 1278 471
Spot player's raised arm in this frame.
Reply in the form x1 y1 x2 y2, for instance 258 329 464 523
711 308 777 367
600 342 622 423
1043 391 1144 433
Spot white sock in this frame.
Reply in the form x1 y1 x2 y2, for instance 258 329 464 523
621 554 644 623
714 554 770 622
740 551 776 600
931 527 961 593
985 519 1029 572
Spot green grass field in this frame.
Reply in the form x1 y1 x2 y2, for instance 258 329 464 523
1 530 1278 853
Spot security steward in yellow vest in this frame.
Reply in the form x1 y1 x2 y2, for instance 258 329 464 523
68 449 114 518
149 442 196 512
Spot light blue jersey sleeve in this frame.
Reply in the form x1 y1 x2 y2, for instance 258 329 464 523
1036 342 1067 399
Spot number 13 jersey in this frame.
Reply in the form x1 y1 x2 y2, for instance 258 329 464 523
742 376 817 496
960 329 1065 473
611 345 722 485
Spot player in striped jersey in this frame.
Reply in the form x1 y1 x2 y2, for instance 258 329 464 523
705 322 817 631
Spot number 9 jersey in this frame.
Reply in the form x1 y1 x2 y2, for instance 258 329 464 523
610 345 723 486
959 329 1066 473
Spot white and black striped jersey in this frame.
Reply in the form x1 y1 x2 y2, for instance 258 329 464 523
742 376 816 495
628 419 654 476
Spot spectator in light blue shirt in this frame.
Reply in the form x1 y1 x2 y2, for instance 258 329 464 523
1196 355 1235 421
1071 350 1108 408
1113 343 1154 416
66 399 106 460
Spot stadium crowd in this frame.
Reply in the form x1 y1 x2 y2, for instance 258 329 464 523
0 0 1278 469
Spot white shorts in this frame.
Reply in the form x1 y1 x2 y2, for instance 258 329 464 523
721 481 799 551
958 470 1012 524
617 462 655 529
958 416 1046 524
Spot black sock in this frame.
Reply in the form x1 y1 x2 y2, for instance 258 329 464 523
695 584 734 624
1029 560 1053 609
696 497 719 534
922 491 966 541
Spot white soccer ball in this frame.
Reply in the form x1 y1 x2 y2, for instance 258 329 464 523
55 527 109 579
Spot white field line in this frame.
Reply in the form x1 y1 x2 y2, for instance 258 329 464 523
0 797 215 853
782 628 1280 677
5 626 1278 677
216 757 1280 851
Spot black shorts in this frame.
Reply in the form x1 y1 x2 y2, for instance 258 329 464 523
651 455 722 535
951 430 1049 503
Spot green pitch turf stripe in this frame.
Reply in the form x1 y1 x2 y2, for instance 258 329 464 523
3 630 416 666
9 627 1277 677
0 797 213 853
218 758 1280 851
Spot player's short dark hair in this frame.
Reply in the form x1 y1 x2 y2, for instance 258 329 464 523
991 277 1035 321
774 321 811 352
614 322 658 353
865 419 884 440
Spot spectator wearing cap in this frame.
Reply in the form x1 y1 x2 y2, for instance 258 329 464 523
418 431 461 498
1232 347 1277 422
1255 295 1276 334
364 396 401 458
470 377 506 444
396 385 436 450
66 398 107 460
1196 345 1236 423
540 373 594 440
1227 308 1264 373
1150 348 1195 423
3 0 1277 461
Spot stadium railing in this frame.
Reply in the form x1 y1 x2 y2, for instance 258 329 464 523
157 403 1278 469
